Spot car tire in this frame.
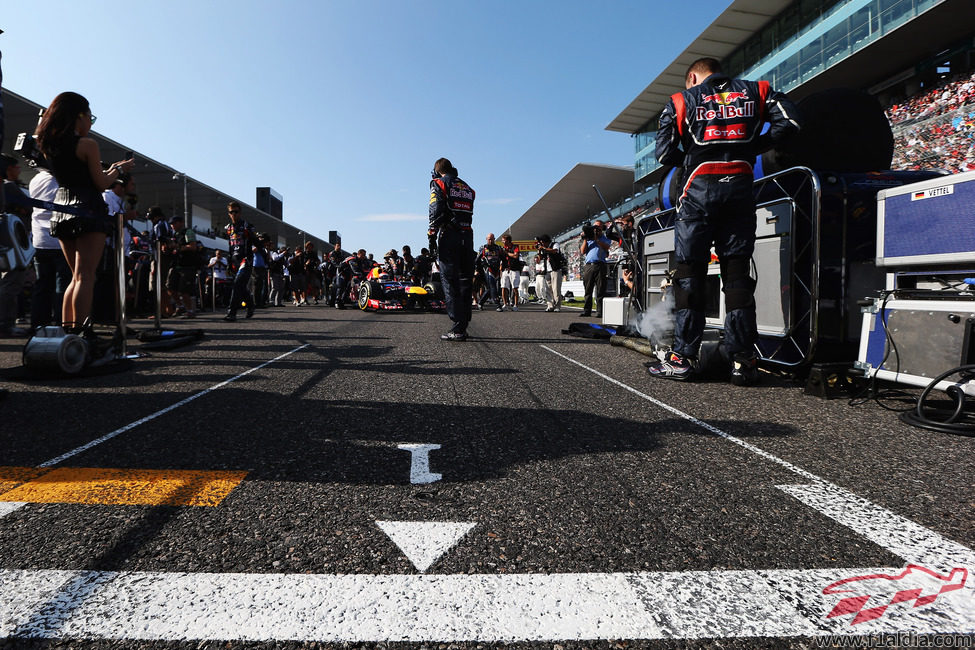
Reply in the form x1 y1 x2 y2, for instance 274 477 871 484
357 281 371 310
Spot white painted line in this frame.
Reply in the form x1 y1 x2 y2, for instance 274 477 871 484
540 345 825 483
38 344 309 468
376 520 475 572
2 567 974 642
778 484 975 572
539 345 975 568
0 502 26 519
397 444 442 484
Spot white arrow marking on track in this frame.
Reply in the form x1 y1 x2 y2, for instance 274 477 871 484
376 520 475 572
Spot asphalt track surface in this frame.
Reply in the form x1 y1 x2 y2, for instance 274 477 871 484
0 302 973 649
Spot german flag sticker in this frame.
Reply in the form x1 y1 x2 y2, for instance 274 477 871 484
911 185 954 201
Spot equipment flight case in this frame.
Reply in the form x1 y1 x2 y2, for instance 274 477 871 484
856 170 975 391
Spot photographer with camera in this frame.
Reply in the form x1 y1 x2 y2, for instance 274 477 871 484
579 220 611 318
0 154 30 337
475 233 503 311
535 234 564 312
29 166 70 329
34 92 134 338
499 234 523 311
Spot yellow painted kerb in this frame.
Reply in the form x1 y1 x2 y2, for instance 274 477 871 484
0 467 247 507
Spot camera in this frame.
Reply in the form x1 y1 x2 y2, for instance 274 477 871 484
581 224 596 239
14 132 46 168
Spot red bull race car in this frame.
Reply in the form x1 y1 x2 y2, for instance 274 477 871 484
352 268 445 312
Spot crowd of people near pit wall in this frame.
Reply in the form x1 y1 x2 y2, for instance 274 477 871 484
887 68 975 174
0 190 455 332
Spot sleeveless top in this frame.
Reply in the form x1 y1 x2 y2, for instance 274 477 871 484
49 134 108 217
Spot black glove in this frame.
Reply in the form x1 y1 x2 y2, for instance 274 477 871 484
428 229 439 258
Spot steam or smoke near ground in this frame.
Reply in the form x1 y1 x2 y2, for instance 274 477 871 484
631 298 674 347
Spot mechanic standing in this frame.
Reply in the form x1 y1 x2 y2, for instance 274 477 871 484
428 157 475 341
651 57 800 385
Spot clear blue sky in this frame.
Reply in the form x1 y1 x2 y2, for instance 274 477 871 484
1 0 729 254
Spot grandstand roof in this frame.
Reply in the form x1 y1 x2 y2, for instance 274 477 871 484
0 88 329 251
506 163 634 241
607 0 792 134
607 0 975 135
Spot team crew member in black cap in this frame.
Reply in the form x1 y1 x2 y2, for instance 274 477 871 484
652 57 800 384
428 157 475 341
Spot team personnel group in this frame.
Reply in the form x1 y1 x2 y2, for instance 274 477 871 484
3 56 796 389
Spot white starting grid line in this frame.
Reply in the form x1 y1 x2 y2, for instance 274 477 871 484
0 344 973 642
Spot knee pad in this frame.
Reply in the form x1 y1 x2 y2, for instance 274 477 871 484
720 256 756 312
673 261 708 312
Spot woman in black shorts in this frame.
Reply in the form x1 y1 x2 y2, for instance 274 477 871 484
35 92 134 331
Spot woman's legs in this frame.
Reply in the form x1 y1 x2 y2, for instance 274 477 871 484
60 232 105 328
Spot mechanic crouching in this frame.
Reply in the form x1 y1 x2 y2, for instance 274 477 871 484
651 57 800 385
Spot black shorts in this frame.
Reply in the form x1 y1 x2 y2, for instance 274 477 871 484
167 267 198 295
49 187 111 240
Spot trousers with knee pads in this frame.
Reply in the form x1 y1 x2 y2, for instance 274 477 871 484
671 172 758 359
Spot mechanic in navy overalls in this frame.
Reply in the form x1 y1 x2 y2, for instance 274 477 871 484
335 249 373 309
429 157 475 341
652 57 800 385
224 200 256 322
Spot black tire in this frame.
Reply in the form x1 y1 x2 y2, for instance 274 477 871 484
357 281 371 310
764 87 894 174
423 281 445 300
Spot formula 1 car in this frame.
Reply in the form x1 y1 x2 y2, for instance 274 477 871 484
352 268 445 312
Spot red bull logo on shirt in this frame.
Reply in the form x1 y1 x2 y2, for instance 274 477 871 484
696 102 755 121
702 90 749 105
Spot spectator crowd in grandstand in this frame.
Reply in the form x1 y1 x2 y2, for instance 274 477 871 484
887 69 975 173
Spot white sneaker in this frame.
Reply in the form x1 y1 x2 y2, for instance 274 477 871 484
553 307 561 312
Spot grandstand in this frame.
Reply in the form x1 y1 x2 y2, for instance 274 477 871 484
888 68 975 173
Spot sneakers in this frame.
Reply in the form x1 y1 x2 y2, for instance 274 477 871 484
511 304 518 312
730 356 760 386
553 307 561 312
496 306 504 312
440 331 468 342
223 313 236 322
647 351 696 381
544 306 554 312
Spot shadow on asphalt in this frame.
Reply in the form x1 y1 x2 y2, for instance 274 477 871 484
4 394 800 487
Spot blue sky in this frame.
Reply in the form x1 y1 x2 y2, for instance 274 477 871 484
1 0 729 254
